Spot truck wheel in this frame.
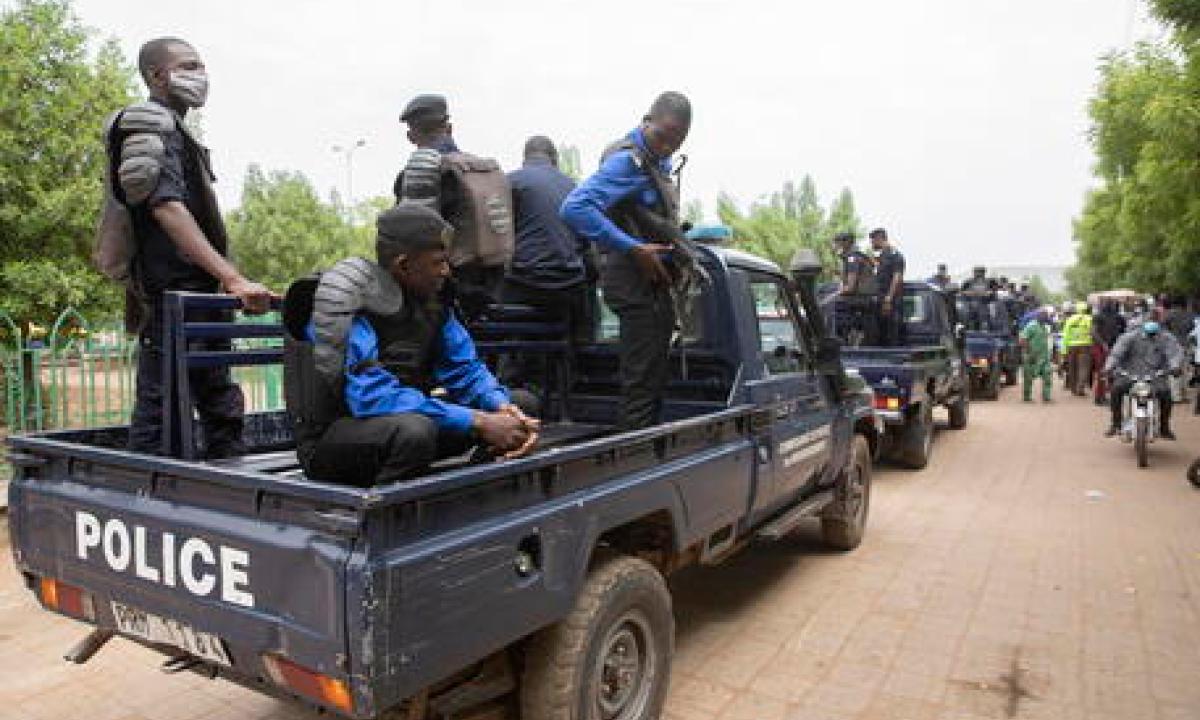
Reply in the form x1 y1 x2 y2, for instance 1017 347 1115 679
982 368 1000 400
948 392 969 429
898 405 933 469
821 435 872 550
1187 458 1200 488
521 556 673 720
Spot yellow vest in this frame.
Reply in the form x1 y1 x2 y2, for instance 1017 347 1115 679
1062 313 1093 347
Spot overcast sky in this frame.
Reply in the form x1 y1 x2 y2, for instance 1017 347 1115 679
63 0 1161 276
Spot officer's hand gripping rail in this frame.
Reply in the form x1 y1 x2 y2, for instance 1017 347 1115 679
162 291 286 460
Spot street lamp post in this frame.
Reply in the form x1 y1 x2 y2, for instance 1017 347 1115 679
331 139 367 214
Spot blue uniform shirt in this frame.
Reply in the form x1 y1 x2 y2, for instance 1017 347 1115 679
313 314 510 434
559 127 673 254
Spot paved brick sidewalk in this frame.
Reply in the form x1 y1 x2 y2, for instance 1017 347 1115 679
1 390 1199 719
666 392 1200 720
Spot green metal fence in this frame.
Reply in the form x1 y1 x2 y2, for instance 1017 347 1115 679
1 309 284 480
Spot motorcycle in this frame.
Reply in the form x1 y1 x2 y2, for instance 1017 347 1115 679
1116 369 1166 468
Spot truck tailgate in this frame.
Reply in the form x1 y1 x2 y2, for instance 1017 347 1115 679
8 444 359 684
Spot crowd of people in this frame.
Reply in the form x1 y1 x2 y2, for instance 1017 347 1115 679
828 241 1195 442
1014 295 1192 439
101 36 700 486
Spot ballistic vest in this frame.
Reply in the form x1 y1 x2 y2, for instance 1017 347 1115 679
600 139 680 247
282 258 448 457
359 298 446 395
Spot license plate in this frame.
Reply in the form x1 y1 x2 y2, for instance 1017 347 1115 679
110 601 231 666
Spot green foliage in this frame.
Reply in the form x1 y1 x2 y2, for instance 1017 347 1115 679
0 256 122 329
1150 0 1200 36
0 0 137 327
716 176 859 276
0 0 137 266
1072 34 1200 296
226 165 378 291
557 144 582 181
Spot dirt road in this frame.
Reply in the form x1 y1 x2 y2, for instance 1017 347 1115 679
1 390 1198 719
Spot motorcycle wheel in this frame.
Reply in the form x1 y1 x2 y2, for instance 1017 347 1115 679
1135 416 1149 468
1188 458 1200 488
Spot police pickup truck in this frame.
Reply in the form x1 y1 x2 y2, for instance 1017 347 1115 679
824 282 969 469
958 296 1020 400
7 246 879 720
963 332 1009 399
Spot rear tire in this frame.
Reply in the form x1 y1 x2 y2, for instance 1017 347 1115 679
981 368 1000 400
1135 417 1149 468
1187 458 1200 488
948 392 969 429
821 435 872 550
521 556 673 720
898 404 934 469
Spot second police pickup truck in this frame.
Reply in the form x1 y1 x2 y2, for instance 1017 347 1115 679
958 295 1021 400
7 244 880 720
824 282 970 468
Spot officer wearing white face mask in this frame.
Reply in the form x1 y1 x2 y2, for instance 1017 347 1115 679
103 37 272 457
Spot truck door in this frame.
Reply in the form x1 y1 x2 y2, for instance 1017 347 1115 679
925 292 960 396
743 272 835 509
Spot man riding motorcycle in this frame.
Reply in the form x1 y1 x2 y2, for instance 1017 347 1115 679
1103 321 1184 440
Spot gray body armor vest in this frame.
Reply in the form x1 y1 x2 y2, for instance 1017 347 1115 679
284 258 449 456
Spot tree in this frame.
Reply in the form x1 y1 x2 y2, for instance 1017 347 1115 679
225 165 375 292
825 189 862 241
557 144 582 181
1072 14 1200 298
717 175 846 276
1150 0 1200 36
0 0 136 326
682 199 704 225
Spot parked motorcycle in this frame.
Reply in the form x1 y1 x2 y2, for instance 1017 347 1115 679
1116 369 1166 468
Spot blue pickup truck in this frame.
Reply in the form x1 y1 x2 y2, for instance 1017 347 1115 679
824 282 970 469
963 332 1007 399
958 297 1019 399
7 246 879 720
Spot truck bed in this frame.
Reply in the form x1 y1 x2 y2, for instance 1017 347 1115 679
204 420 613 482
8 402 766 715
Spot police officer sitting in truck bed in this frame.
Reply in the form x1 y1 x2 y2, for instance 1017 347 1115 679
283 204 539 487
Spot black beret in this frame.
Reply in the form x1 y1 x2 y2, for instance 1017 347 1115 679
400 94 448 126
376 203 451 254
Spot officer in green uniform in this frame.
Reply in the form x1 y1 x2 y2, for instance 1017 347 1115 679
1020 309 1053 402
